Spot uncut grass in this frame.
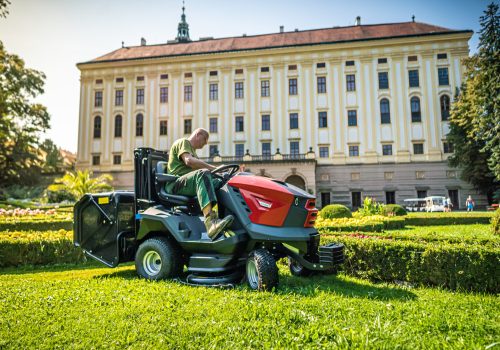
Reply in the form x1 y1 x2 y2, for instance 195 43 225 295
0 264 498 349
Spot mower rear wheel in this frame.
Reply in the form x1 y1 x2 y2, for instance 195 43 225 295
135 237 182 280
246 249 279 291
287 257 314 277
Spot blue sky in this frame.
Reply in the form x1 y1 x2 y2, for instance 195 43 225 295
0 0 494 152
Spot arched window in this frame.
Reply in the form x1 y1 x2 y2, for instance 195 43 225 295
136 114 143 137
440 95 450 121
411 97 421 123
93 116 101 139
380 98 391 124
114 115 122 138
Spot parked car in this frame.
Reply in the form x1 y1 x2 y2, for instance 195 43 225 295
403 198 427 212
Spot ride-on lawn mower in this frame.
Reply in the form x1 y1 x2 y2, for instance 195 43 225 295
74 148 344 291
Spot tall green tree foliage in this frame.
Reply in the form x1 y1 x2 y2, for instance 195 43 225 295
448 2 500 201
0 3 51 185
40 139 63 173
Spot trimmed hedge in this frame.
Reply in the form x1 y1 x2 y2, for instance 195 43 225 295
320 204 352 219
0 230 84 267
315 215 405 232
0 220 73 232
405 213 492 226
322 235 499 293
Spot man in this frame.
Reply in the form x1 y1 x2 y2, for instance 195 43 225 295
165 128 234 240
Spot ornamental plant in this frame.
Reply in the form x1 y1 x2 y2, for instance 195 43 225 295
46 170 113 201
358 197 384 216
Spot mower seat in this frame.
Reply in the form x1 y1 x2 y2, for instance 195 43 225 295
155 161 199 209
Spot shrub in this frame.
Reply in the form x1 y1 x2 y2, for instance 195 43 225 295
322 235 499 293
43 187 76 203
2 185 45 200
492 208 500 235
320 204 352 219
382 204 407 216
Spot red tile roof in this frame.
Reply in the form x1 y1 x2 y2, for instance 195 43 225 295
82 22 470 65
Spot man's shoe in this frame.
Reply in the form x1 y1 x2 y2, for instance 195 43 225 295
205 212 234 241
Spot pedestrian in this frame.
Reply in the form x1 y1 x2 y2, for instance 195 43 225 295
466 195 474 212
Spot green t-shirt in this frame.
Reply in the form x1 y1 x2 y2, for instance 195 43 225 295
167 138 198 176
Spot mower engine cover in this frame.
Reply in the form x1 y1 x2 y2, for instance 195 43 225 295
227 175 318 228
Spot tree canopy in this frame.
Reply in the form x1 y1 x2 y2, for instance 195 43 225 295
448 2 500 201
0 41 51 185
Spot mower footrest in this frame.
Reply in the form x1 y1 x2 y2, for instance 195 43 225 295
318 243 344 266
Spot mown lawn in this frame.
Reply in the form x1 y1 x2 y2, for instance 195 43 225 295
0 263 498 349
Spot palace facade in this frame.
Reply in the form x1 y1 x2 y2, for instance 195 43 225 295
76 9 485 209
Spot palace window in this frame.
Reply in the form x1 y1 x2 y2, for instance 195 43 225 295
441 95 450 121
159 120 168 136
409 70 419 88
346 74 356 91
318 111 327 128
93 116 101 139
261 115 270 131
261 80 270 97
289 113 299 129
411 97 421 122
317 76 326 93
94 91 102 107
235 116 244 132
209 84 218 101
235 82 244 99
380 98 391 124
438 67 449 86
289 78 298 95
160 87 168 103
114 115 122 138
136 89 144 105
136 114 143 137
378 72 389 90
348 110 357 127
184 86 192 102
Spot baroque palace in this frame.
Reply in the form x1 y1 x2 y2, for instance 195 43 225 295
76 7 485 209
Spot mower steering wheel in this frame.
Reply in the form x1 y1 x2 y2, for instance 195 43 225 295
211 164 240 182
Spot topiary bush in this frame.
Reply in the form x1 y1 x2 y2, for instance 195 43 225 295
492 208 500 235
320 204 352 219
382 204 407 216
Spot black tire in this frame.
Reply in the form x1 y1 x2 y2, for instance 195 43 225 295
246 249 279 291
135 237 182 280
287 257 314 277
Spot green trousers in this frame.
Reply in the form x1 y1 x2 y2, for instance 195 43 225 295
165 169 223 210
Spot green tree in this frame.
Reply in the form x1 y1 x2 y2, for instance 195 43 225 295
48 170 113 199
448 2 500 201
0 0 10 18
40 139 63 173
0 39 50 185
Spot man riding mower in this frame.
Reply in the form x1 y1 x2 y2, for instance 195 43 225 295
74 129 344 291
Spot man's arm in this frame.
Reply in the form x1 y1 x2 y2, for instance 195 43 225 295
181 152 216 171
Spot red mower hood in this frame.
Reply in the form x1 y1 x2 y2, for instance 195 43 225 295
228 174 316 227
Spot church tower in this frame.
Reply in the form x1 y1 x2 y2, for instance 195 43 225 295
176 1 191 42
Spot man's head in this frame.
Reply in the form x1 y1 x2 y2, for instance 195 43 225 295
188 128 209 149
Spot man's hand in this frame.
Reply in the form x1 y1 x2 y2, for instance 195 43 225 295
181 152 216 171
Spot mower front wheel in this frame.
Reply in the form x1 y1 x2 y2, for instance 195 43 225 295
287 257 314 277
135 237 182 280
246 249 279 291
